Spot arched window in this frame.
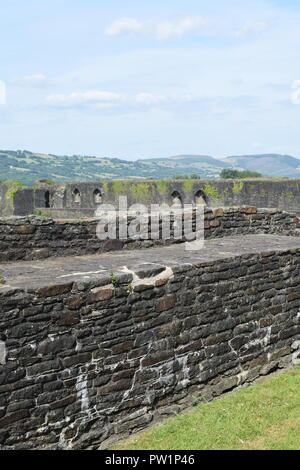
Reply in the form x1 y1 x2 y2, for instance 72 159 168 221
171 191 183 207
73 189 81 204
194 190 207 206
45 191 50 208
93 189 102 204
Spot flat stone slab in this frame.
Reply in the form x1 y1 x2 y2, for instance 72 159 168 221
1 234 300 291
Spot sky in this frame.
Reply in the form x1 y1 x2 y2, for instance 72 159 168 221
1 0 300 159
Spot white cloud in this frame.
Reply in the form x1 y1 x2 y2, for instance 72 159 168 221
45 88 208 109
45 90 123 106
105 17 143 36
291 80 300 105
12 74 47 85
90 102 120 109
105 16 206 40
235 21 267 38
45 90 171 107
0 81 6 104
156 17 206 41
135 92 167 105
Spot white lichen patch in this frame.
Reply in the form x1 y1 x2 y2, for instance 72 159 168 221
76 371 90 412
120 265 174 290
0 340 7 365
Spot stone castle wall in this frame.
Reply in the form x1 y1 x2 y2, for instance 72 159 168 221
0 207 299 262
2 179 300 217
0 244 300 449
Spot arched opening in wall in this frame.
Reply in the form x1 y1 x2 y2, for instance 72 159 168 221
171 191 183 207
73 189 81 205
44 191 50 208
93 189 102 204
194 190 207 206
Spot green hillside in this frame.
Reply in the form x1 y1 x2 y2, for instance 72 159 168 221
0 150 299 185
225 154 300 178
0 150 230 185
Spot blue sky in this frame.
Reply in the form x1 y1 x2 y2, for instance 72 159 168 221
1 0 300 159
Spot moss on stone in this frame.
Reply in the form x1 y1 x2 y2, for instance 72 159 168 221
130 183 151 201
156 180 169 194
233 181 244 193
5 180 25 202
182 180 194 194
101 181 111 193
203 183 222 199
112 180 123 195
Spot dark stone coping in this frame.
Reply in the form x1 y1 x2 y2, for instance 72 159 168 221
1 234 300 293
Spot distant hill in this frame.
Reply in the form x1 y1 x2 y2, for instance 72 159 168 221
0 150 299 185
0 150 230 185
224 154 300 178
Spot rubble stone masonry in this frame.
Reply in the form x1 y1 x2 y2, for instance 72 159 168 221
0 232 300 449
0 207 299 262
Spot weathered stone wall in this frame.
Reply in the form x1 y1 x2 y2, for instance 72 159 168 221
2 179 300 217
33 178 300 215
0 207 299 262
0 247 300 449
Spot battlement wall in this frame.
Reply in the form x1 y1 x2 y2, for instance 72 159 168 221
2 179 300 217
0 207 300 262
0 235 300 449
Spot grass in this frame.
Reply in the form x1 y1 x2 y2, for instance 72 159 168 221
112 366 300 450
111 273 120 288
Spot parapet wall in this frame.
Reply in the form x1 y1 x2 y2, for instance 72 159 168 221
0 237 300 449
0 207 300 262
2 178 300 217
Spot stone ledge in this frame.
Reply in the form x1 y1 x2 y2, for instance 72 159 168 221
1 234 300 293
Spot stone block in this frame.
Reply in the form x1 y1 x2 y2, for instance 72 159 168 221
37 283 73 298
156 295 177 312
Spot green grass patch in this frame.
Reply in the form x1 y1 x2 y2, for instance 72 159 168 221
111 273 120 288
33 209 52 217
112 366 300 450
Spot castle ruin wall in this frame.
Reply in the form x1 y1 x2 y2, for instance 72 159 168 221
0 236 300 449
